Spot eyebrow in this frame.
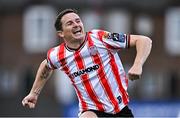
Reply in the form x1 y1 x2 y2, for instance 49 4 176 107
64 18 81 25
65 20 72 25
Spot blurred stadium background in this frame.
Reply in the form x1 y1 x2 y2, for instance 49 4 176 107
0 0 180 117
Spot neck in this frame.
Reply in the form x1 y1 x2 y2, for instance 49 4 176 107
64 36 86 50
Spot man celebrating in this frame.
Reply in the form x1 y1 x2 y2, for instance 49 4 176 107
22 9 152 117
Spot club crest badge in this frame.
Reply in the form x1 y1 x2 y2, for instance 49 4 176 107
89 46 98 56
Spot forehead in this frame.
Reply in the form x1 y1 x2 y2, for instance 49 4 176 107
61 13 80 23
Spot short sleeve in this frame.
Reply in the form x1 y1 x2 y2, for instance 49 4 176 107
96 30 130 50
47 47 58 69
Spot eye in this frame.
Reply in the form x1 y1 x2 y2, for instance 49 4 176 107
75 19 81 23
66 21 73 26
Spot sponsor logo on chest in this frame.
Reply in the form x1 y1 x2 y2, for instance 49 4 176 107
71 64 100 78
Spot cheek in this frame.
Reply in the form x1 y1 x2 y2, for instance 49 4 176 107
63 28 73 39
80 24 85 31
64 27 72 33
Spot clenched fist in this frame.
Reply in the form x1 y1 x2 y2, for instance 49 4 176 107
22 93 38 109
128 64 142 81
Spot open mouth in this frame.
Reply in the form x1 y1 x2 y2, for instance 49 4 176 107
72 27 82 35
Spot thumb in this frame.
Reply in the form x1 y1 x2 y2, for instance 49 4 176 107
22 99 28 106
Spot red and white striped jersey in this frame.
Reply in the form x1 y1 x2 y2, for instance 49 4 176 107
47 29 130 114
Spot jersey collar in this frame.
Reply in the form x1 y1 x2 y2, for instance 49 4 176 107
65 33 88 52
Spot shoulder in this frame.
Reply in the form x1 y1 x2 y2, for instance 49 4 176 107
88 29 110 41
46 43 65 69
47 46 58 56
89 29 108 34
47 43 64 58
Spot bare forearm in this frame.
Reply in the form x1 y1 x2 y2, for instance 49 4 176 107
127 35 152 80
30 59 53 96
133 36 152 66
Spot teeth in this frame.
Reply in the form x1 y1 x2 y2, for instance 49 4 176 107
73 30 81 34
75 32 81 35
73 27 81 34
75 30 80 33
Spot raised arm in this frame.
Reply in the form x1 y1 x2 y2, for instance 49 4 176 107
22 59 53 108
128 35 152 80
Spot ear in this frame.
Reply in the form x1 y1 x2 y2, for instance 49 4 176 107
57 31 64 38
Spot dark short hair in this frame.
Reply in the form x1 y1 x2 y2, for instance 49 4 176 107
54 9 78 31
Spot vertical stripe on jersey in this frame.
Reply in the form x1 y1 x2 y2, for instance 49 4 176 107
58 44 88 111
47 48 57 69
87 32 120 113
108 52 129 105
97 31 129 107
74 50 105 111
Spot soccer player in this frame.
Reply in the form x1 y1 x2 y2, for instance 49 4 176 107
22 9 152 117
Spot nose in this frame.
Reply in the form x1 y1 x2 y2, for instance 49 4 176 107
72 21 79 27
